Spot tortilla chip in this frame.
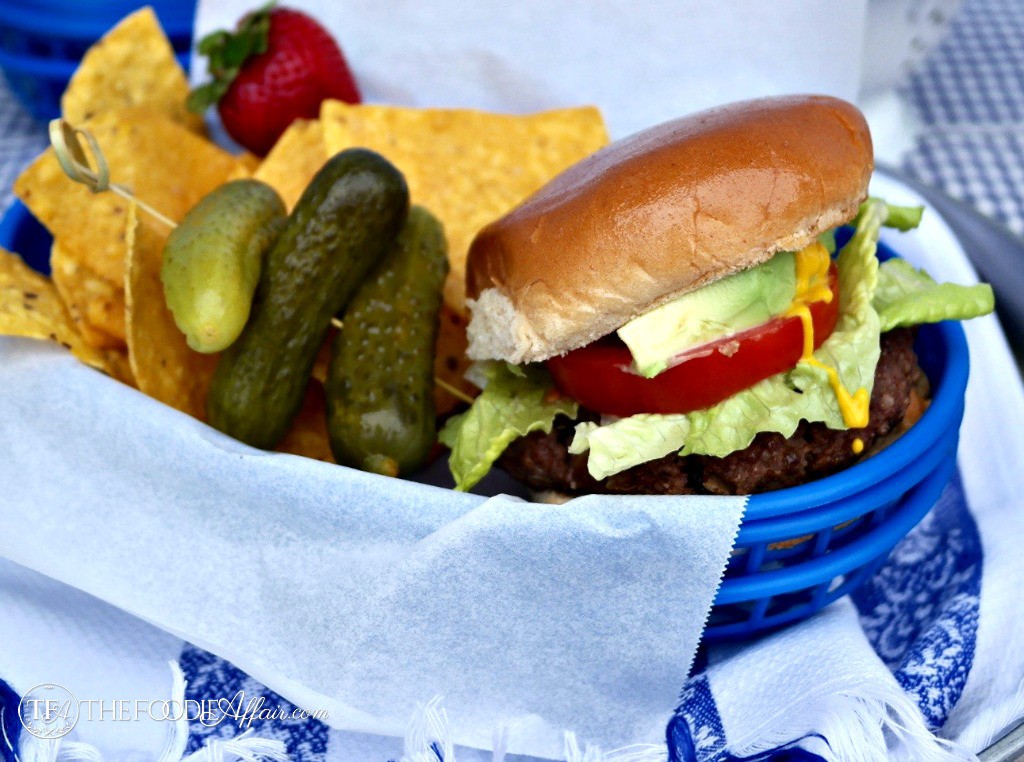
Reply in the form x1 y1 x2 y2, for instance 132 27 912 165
223 162 254 183
237 152 262 173
0 247 111 371
101 346 136 387
320 102 609 314
433 305 475 416
125 204 218 419
276 380 335 463
50 240 125 348
62 8 204 133
254 119 328 211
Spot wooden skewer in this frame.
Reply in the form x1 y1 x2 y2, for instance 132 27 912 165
49 119 178 230
434 376 476 405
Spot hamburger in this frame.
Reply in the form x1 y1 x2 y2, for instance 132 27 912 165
441 95 994 497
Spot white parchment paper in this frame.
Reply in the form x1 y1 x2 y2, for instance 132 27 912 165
0 341 744 757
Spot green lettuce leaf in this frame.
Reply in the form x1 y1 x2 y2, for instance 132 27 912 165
874 259 995 332
440 362 577 491
857 198 925 232
569 415 692 477
818 228 837 254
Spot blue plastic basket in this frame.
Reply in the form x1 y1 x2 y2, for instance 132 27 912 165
0 200 49 274
0 0 196 121
0 202 969 642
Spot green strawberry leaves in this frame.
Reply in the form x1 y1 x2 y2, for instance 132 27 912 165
187 2 275 114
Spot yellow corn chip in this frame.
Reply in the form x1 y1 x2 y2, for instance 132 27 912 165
254 119 328 211
276 380 335 463
62 7 204 133
320 102 609 314
222 164 253 183
237 152 262 173
50 240 125 348
125 204 218 420
101 346 136 387
0 247 111 372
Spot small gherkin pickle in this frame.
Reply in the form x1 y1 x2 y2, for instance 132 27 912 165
327 206 449 476
161 179 285 353
208 149 410 449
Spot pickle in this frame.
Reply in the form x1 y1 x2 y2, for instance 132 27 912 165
326 206 449 476
208 149 409 448
161 179 285 353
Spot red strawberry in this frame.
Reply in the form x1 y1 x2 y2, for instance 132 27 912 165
188 5 361 155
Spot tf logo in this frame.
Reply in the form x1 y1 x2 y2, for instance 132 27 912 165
18 683 79 739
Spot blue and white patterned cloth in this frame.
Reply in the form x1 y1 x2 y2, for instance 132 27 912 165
2 0 1024 760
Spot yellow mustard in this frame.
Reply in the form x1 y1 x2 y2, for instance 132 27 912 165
784 242 870 429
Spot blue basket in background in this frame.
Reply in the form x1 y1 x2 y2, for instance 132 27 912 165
0 0 196 121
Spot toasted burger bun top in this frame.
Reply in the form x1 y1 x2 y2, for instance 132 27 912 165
465 94 873 363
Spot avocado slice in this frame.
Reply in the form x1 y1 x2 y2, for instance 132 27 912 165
617 250 797 378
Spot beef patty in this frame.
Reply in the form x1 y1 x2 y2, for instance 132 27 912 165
499 328 924 496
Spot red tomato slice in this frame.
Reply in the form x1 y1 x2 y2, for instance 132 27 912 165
547 264 840 417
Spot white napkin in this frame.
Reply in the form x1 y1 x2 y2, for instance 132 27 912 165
703 600 973 761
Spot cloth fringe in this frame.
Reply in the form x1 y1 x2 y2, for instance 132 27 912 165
490 725 508 762
15 662 287 762
179 730 289 762
399 696 666 761
1 678 23 762
563 732 666 762
723 678 977 762
401 696 454 762
42 743 101 762
157 661 190 762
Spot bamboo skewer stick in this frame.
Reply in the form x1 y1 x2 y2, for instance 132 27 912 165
49 119 178 229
